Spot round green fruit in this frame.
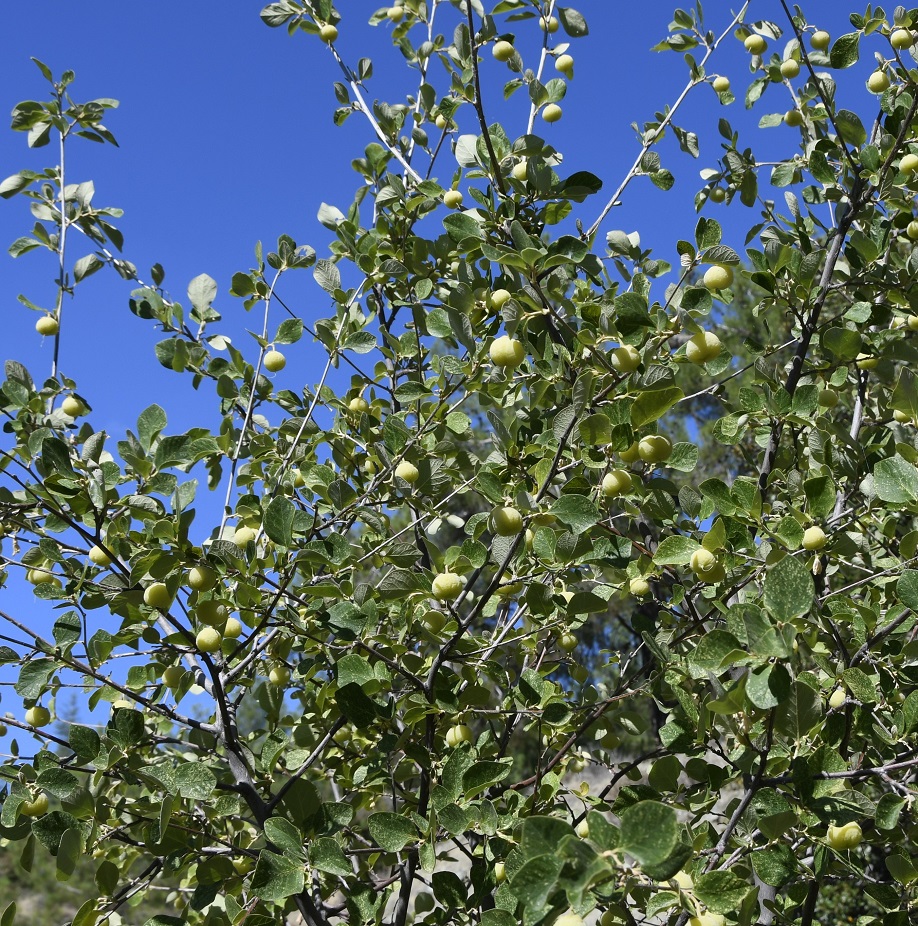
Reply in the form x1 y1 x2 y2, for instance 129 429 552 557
554 914 584 926
629 577 651 598
780 58 801 78
196 627 223 653
27 568 59 587
490 288 512 309
784 108 804 127
601 469 633 498
422 610 446 633
856 353 879 370
827 821 862 850
435 114 449 130
492 506 523 536
35 315 59 336
638 434 672 464
619 442 641 463
233 856 255 875
490 335 526 369
744 34 767 54
542 103 563 123
162 665 184 688
673 870 694 891
540 16 559 33
445 723 473 747
868 70 891 93
432 571 463 601
25 705 51 727
188 565 217 591
709 186 726 203
712 76 730 93
828 687 846 709
263 350 286 372
685 330 721 364
494 861 507 883
900 153 918 174
348 396 370 413
234 525 257 546
144 582 173 610
387 6 404 22
196 599 227 627
555 54 574 77
575 819 590 838
610 344 641 374
802 526 827 550
88 545 112 566
691 548 719 576
395 460 420 483
319 23 338 43
511 159 528 181
688 915 725 926
224 617 243 639
817 388 839 408
61 396 84 417
810 30 831 50
493 40 514 62
891 28 914 50
557 632 578 653
894 409 912 423
443 190 463 208
703 264 734 291
20 793 49 817
269 665 291 687
908 222 918 241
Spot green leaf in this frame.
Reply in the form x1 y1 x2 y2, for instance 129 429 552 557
653 535 700 567
310 837 352 876
367 812 417 852
274 318 304 345
335 683 377 728
897 570 918 611
875 793 905 830
264 496 295 545
174 763 216 800
187 273 217 312
15 658 56 699
687 630 742 679
619 801 678 866
550 494 599 535
886 854 918 884
264 816 304 855
694 869 753 911
764 555 813 622
462 760 513 798
829 32 860 68
558 7 588 36
137 404 167 451
507 854 562 907
56 827 82 881
835 109 866 146
631 387 683 427
0 903 13 926
873 455 918 503
775 680 822 740
251 849 305 902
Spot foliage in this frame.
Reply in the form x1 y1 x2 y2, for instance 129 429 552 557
2 3 918 926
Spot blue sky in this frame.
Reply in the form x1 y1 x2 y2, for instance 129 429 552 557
0 2 872 729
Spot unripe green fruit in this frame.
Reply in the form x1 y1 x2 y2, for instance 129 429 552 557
629 577 651 597
25 705 51 727
443 190 463 208
638 434 672 464
688 915 725 926
61 396 84 417
891 28 914 50
144 582 173 610
856 353 879 370
162 665 184 688
422 610 446 633
435 114 449 130
802 526 827 550
744 34 767 54
784 108 804 127
490 288 512 309
348 396 370 413
445 723 473 747
395 461 420 483
196 599 227 627
601 469 633 497
492 506 523 536
20 793 49 817
234 525 257 546
900 153 918 174
387 6 404 22
909 315 918 330
269 665 291 686
542 103 563 123
36 315 59 336
709 187 726 203
263 350 286 372
112 699 134 710
894 409 912 423
811 30 831 50
575 819 590 838
619 442 641 463
685 331 721 364
319 23 338 43
88 545 112 566
432 571 463 601
555 54 574 77
691 548 719 576
827 821 862 850
490 335 525 368
494 861 507 882
908 222 918 241
817 388 839 408
27 568 59 587
868 70 891 93
712 76 730 93
539 16 559 33
609 345 641 373
703 264 734 290
780 59 801 78
511 159 528 181
224 617 243 639
188 565 217 591
557 632 578 653
493 40 514 62
673 870 694 891
196 627 223 653
829 687 846 709
233 856 255 875
554 914 584 926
